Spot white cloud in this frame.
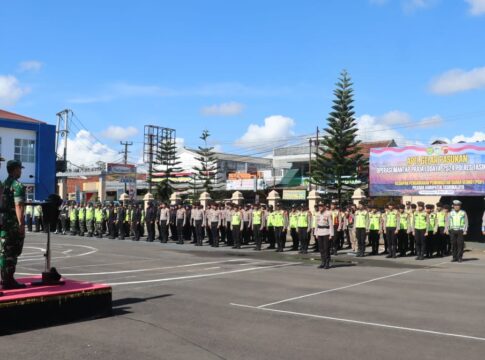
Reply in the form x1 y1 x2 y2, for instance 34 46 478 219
357 114 405 143
466 0 485 15
418 115 443 128
369 0 389 5
101 126 138 140
201 102 244 116
429 66 485 94
62 130 119 166
380 110 413 125
68 82 292 104
0 75 30 106
356 111 443 144
236 115 295 147
18 60 43 73
452 131 485 143
402 0 436 12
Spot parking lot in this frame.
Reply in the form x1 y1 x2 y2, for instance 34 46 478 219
2 232 485 360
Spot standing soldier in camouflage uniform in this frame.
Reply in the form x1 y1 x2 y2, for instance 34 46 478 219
1 160 27 289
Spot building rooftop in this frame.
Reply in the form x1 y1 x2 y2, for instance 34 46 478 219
184 147 272 166
0 109 46 124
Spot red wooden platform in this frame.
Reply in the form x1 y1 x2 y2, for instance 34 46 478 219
0 277 112 333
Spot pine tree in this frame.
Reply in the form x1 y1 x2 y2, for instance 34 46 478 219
192 130 218 193
312 70 365 204
154 137 183 202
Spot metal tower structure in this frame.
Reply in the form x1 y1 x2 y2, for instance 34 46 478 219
144 125 176 194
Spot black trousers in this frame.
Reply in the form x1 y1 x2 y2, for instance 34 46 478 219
160 220 168 242
356 228 367 256
386 227 398 257
414 229 426 258
26 215 33 232
176 220 184 243
108 221 115 238
298 228 309 252
274 227 283 251
318 235 331 265
194 220 203 245
450 229 464 260
118 221 125 239
408 232 415 254
220 224 227 243
243 222 250 244
369 230 379 254
332 225 339 253
226 222 233 245
426 231 435 257
157 222 162 241
232 227 241 248
397 229 409 255
290 228 299 250
267 227 275 248
147 221 155 242
253 225 261 249
210 223 219 247
436 226 447 256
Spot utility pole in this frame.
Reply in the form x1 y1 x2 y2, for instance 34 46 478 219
308 137 312 190
120 141 133 194
55 109 72 200
119 141 133 164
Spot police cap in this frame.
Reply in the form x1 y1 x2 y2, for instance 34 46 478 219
452 200 462 206
417 201 425 207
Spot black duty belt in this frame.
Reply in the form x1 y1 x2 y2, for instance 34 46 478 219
318 226 330 229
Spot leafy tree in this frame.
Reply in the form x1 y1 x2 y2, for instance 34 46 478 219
192 130 218 193
312 70 365 204
154 137 183 202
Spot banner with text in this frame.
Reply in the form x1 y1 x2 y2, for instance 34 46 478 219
369 142 485 196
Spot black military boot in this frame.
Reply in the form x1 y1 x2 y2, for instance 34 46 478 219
1 267 26 290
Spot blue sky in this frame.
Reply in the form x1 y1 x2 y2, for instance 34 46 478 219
1 0 485 165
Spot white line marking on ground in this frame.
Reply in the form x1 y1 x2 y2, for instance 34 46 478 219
62 250 73 255
230 303 485 342
256 260 449 309
257 269 415 308
16 259 258 276
107 262 299 286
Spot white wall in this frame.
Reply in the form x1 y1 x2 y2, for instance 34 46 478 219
0 127 36 186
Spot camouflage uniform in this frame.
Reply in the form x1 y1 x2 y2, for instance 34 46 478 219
0 175 26 287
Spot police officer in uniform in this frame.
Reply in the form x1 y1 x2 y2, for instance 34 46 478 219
289 205 299 251
273 203 287 252
145 202 156 242
0 160 27 289
446 200 468 263
354 201 368 257
382 202 400 258
86 202 95 237
231 205 244 249
315 202 334 269
412 201 428 261
191 203 205 246
78 203 86 236
159 202 170 243
367 205 381 255
250 203 264 250
25 203 33 232
117 203 126 240
297 203 312 254
94 203 105 238
397 204 410 257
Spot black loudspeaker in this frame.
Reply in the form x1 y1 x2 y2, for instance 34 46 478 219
41 194 62 228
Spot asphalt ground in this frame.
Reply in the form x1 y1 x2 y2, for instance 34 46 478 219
1 232 485 359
